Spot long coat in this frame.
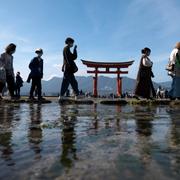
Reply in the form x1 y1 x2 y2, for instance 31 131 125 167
134 55 155 98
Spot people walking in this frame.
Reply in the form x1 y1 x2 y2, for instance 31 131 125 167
59 37 79 100
28 48 45 101
0 43 16 99
168 42 180 99
134 47 156 99
15 72 23 98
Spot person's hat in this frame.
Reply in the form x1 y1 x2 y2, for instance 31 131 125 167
35 48 43 53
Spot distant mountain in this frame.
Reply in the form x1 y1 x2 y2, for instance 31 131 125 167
159 81 171 89
20 76 171 96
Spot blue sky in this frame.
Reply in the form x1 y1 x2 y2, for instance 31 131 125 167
0 0 180 82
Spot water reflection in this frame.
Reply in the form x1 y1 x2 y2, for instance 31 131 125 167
0 103 179 179
167 108 180 176
0 105 17 166
60 105 78 169
133 106 155 176
134 106 154 136
28 104 43 160
168 108 180 145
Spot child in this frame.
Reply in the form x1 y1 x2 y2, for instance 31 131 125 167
15 72 23 98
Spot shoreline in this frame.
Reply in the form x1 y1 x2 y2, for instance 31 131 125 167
0 96 180 106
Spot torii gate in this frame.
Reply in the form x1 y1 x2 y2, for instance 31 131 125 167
81 60 134 97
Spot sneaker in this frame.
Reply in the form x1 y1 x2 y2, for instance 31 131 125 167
28 96 37 100
58 96 66 101
11 96 18 100
74 95 84 100
38 97 46 101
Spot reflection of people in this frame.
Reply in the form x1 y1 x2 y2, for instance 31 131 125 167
15 72 23 98
134 47 155 99
168 42 180 99
59 37 79 100
60 105 78 169
134 106 153 136
28 104 43 159
0 105 16 166
28 48 45 101
0 43 16 99
166 108 180 174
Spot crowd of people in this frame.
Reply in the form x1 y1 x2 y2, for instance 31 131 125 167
0 39 180 101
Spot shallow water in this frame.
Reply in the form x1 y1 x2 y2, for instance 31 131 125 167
0 102 179 180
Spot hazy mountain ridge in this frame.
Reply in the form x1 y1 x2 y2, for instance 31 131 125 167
21 76 172 95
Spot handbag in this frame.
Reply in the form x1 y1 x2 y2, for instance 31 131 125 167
70 60 78 73
64 49 78 73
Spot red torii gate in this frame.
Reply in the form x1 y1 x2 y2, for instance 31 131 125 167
81 60 134 97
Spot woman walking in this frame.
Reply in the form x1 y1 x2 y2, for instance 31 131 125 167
59 37 79 100
0 43 16 99
134 47 156 99
168 42 180 99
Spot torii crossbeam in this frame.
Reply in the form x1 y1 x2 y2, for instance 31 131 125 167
81 59 134 97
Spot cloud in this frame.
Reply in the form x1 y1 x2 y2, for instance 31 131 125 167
111 0 180 43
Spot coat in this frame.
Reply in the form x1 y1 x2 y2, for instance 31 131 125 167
134 55 156 98
28 57 43 79
62 46 78 73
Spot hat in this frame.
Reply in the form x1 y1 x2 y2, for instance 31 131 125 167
35 48 43 53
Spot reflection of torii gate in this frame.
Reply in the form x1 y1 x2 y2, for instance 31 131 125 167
81 60 134 97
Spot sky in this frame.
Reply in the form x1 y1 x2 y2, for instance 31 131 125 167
0 0 180 82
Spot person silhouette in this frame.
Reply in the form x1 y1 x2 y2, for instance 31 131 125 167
59 37 79 101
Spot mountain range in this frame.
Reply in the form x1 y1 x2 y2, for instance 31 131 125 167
20 76 172 96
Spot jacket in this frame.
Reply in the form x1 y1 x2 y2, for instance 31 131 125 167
29 57 43 78
62 46 77 72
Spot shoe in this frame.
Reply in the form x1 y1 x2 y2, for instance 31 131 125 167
58 96 66 101
28 96 37 100
147 97 155 100
38 97 46 101
134 95 140 100
74 95 84 100
11 96 18 100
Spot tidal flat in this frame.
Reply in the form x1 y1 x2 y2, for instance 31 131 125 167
0 102 180 180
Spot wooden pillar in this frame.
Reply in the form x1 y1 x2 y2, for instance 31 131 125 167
93 68 98 97
117 73 122 97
